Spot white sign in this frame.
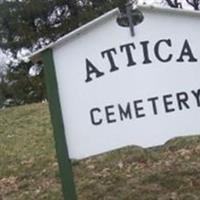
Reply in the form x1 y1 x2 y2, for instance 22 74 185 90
51 6 200 159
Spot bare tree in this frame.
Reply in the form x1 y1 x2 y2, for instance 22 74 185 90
165 0 200 10
186 0 200 10
165 0 182 8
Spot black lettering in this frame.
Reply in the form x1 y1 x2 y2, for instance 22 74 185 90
85 59 104 82
191 89 200 107
154 39 172 62
101 48 119 72
177 39 198 62
140 41 152 64
90 108 102 125
163 94 175 113
133 100 145 118
120 43 136 67
176 92 190 110
105 105 116 123
118 103 132 121
147 97 159 115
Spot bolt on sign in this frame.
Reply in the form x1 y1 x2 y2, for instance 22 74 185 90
31 5 200 200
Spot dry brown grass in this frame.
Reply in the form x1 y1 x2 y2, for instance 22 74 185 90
1 103 200 200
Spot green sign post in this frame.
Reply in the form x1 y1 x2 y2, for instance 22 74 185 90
42 49 77 200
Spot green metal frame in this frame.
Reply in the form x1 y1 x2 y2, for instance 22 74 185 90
42 49 77 200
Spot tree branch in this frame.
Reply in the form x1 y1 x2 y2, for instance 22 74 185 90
165 0 182 8
186 0 199 10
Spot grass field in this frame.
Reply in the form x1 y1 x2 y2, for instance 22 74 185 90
1 103 200 200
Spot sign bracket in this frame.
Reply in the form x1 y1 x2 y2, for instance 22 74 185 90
117 0 142 37
126 1 135 36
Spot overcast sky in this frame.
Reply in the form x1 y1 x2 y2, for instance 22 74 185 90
0 50 7 71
